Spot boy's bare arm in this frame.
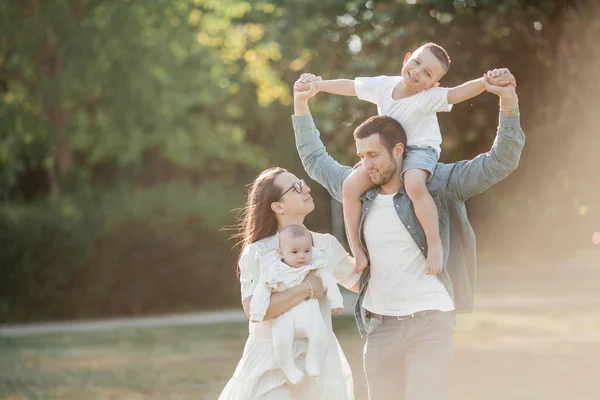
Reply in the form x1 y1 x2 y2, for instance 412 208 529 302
447 77 486 105
294 79 356 96
448 70 516 104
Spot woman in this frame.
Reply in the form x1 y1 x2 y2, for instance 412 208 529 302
218 167 361 400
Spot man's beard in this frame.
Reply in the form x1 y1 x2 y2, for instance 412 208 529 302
370 158 398 186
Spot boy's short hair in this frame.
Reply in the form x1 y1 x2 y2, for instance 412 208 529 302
353 115 407 157
419 42 451 74
279 224 313 246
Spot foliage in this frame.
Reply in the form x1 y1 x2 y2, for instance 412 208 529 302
0 0 282 199
0 0 597 321
0 182 242 322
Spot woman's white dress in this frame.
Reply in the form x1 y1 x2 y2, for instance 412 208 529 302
218 232 361 400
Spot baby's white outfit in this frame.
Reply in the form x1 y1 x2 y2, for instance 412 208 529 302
218 232 359 400
250 248 344 385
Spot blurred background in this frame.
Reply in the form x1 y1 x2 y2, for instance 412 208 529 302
1 0 598 325
2 1 600 399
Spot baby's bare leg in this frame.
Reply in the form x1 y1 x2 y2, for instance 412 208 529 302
342 167 372 272
404 168 443 275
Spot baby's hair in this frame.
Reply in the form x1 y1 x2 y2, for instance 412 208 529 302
419 42 451 73
279 224 313 247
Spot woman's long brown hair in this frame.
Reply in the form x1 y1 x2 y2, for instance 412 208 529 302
231 167 287 272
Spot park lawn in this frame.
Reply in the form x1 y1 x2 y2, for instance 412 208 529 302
0 317 360 400
1 305 600 400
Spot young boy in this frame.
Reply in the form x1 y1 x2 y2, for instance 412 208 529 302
294 42 514 275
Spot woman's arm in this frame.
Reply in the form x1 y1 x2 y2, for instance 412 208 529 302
328 233 363 293
320 269 344 310
242 271 324 321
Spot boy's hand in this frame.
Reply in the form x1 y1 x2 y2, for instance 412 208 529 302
294 73 321 88
486 68 516 87
483 73 517 97
293 73 321 92
353 247 369 274
331 307 344 315
294 81 311 92
293 73 321 102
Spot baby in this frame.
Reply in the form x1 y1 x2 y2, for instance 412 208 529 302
249 224 344 384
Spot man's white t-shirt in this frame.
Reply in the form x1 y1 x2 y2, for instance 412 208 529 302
362 193 455 316
355 76 452 156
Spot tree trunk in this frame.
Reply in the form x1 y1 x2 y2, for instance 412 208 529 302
37 23 73 197
48 159 60 200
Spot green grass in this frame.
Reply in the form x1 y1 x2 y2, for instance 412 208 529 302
0 317 362 400
2 307 600 399
0 322 252 400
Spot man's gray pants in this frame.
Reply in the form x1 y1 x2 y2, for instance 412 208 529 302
363 310 455 400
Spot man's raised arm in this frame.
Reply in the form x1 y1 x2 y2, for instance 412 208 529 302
447 70 525 201
292 74 352 203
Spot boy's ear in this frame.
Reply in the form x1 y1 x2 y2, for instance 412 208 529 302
432 81 440 88
403 52 412 64
276 248 283 257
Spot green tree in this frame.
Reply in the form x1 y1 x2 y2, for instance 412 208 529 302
0 0 291 201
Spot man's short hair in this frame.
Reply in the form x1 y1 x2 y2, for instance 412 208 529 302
420 42 451 74
353 115 407 156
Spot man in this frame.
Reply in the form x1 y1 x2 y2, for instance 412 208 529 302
291 71 524 399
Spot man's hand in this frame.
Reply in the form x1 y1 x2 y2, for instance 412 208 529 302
294 80 312 92
293 73 321 115
293 73 321 101
293 73 322 93
483 72 517 97
483 70 519 111
486 68 516 88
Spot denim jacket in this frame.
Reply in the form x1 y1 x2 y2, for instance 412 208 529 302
292 112 525 337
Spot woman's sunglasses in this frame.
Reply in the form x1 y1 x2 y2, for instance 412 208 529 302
279 179 306 199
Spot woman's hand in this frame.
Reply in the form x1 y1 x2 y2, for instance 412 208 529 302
305 270 325 300
244 270 326 321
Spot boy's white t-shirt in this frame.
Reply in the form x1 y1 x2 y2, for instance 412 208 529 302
355 76 452 155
